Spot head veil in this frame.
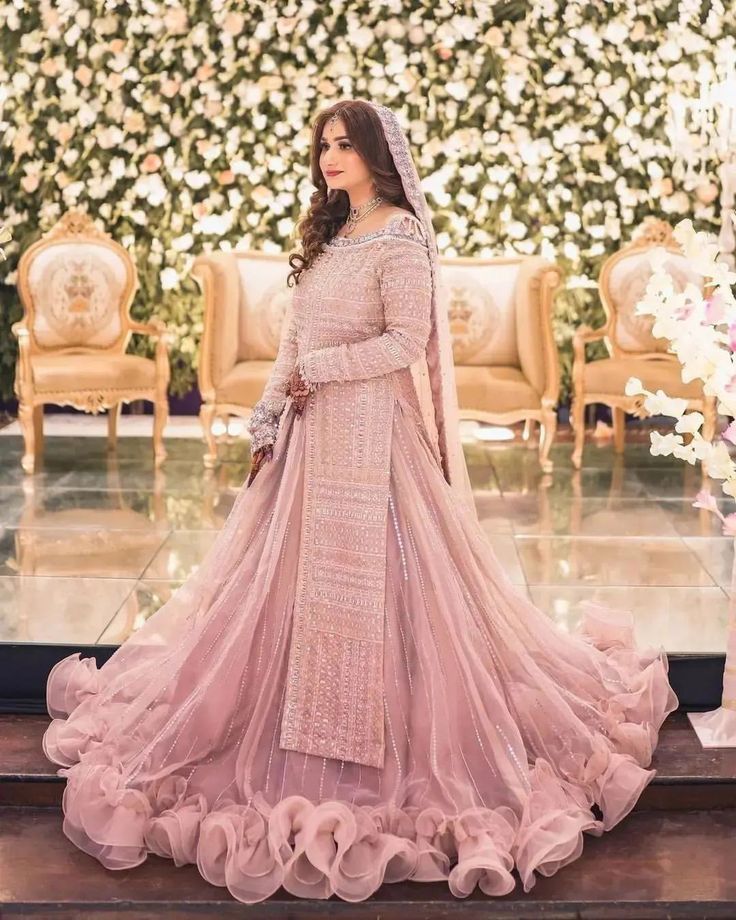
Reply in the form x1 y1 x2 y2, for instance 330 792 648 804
367 101 477 518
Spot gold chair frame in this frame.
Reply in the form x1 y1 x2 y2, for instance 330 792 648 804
571 218 718 469
450 256 564 474
191 250 290 469
12 210 171 474
193 251 563 471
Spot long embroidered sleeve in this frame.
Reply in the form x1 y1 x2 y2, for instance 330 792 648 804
246 313 298 453
298 223 432 386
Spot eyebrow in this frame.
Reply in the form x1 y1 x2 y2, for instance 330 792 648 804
320 135 349 142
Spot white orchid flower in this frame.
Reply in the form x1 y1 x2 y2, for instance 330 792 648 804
675 412 704 435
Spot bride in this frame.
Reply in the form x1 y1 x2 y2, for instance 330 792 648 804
42 99 678 905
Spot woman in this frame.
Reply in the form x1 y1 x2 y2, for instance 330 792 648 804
42 99 678 905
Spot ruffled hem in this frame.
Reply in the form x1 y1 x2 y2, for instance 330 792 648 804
51 749 651 903
43 600 678 903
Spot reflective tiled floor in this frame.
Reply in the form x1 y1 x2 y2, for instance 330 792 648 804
0 429 732 654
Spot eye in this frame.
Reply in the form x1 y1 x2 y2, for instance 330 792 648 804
319 142 352 151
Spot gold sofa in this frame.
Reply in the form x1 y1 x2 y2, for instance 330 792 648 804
571 218 717 469
191 249 563 470
443 255 563 472
12 210 171 474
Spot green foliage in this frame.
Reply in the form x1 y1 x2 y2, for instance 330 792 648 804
0 0 730 403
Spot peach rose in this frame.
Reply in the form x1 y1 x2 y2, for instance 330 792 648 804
124 111 145 133
484 26 504 48
40 58 59 77
223 12 244 35
75 65 93 87
695 181 719 205
109 38 126 54
141 154 162 173
57 124 74 145
21 174 40 193
196 139 216 156
164 7 188 33
160 78 181 98
196 63 215 82
217 170 235 185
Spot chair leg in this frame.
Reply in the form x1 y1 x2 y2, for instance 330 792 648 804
33 404 44 462
522 418 537 447
612 406 626 454
107 402 121 453
702 396 718 443
571 397 585 470
18 400 36 475
153 392 168 467
200 402 218 469
539 407 557 473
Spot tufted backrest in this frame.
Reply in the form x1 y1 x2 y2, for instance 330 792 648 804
602 247 702 355
234 252 296 362
17 210 135 354
438 256 524 368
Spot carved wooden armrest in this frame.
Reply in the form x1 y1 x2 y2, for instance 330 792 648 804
129 319 176 360
11 320 30 340
572 324 607 364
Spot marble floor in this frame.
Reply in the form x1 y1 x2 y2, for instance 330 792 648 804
0 424 733 655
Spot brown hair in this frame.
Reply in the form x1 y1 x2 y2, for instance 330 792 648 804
286 99 415 288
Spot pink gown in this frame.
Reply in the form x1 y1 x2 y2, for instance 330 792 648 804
43 212 678 904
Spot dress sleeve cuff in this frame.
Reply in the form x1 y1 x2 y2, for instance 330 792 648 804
297 354 320 390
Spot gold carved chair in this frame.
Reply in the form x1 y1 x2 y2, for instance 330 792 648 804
191 250 294 468
571 218 717 469
192 250 563 471
445 255 563 473
12 210 171 474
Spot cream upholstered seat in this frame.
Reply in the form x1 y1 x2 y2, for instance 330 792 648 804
12 209 171 474
442 254 563 472
571 218 717 469
192 249 563 470
191 250 297 467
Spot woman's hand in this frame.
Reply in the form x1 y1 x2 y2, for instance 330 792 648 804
286 365 312 416
247 444 273 487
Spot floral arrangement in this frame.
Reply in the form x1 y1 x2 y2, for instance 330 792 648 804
625 218 736 531
0 0 732 401
625 216 736 746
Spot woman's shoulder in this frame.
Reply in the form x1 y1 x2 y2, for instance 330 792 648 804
378 209 428 246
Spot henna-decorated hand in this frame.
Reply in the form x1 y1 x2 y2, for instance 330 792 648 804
247 444 273 487
286 365 313 416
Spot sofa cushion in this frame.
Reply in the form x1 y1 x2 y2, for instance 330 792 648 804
26 241 129 349
454 365 541 414
583 356 704 399
606 250 701 354
32 353 156 394
216 360 275 406
439 258 521 367
234 254 294 362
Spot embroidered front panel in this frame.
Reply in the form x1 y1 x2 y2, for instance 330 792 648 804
279 378 395 768
273 213 433 767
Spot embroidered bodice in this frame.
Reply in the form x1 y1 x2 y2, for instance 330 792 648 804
247 211 432 452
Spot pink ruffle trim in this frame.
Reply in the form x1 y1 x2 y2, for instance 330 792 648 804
43 600 677 903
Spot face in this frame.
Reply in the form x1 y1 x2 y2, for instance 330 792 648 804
319 117 373 193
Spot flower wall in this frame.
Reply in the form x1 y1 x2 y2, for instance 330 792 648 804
1 0 733 402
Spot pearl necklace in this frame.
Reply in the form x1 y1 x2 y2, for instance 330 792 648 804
343 194 383 237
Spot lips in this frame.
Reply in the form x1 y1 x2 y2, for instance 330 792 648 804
326 171 342 176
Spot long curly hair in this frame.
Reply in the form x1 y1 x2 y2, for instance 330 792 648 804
286 99 415 288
